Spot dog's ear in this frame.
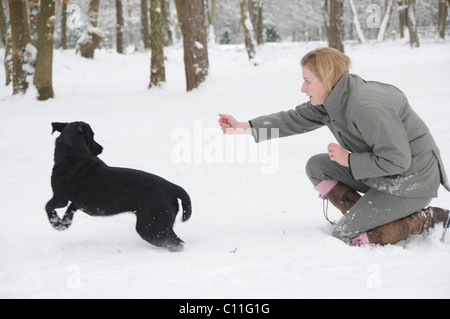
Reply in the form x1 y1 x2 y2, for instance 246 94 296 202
51 122 68 135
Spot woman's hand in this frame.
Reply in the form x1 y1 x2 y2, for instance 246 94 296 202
328 143 349 167
218 114 251 135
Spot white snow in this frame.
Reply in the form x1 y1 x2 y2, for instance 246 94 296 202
1 41 450 299
194 41 204 50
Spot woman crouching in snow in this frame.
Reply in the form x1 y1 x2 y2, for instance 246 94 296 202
218 47 450 246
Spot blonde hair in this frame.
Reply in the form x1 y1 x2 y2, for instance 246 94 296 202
301 47 351 93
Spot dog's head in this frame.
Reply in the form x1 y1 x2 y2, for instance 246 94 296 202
51 122 103 156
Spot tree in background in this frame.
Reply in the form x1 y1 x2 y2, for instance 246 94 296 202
50 0 448 54
397 0 419 46
8 0 34 95
348 0 366 43
116 0 124 54
0 0 12 86
29 0 39 46
219 22 232 44
61 0 68 50
323 0 329 43
34 0 56 100
77 0 102 58
328 0 344 52
398 0 408 39
248 0 263 45
407 0 420 47
140 0 150 49
149 0 165 87
161 0 172 46
2 0 449 100
181 0 209 92
377 0 395 42
265 26 280 42
174 0 182 33
206 0 216 44
438 0 448 39
240 0 256 61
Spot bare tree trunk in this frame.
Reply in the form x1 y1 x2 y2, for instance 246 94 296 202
205 0 216 44
161 0 172 46
206 0 215 26
256 1 263 45
438 0 448 39
29 0 39 46
240 0 256 60
149 0 165 87
0 0 7 46
181 0 209 92
377 0 394 41
329 0 344 52
61 0 68 50
248 0 263 45
407 0 420 47
9 0 33 94
323 0 330 45
398 0 407 39
174 0 182 32
116 0 124 54
349 0 366 43
34 0 55 100
0 0 12 85
141 0 150 49
77 0 102 59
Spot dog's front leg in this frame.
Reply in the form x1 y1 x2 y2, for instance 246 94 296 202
46 200 77 231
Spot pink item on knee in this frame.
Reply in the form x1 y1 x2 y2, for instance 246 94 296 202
350 232 370 247
314 180 339 199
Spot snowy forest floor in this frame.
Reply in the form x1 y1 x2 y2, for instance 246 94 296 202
1 40 450 299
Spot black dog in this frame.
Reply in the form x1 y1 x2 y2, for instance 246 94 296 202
46 121 192 252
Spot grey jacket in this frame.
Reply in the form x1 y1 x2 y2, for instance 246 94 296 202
250 71 450 198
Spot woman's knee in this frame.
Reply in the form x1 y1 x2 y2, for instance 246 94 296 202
305 153 330 185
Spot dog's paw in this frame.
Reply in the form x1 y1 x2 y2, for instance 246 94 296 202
47 210 74 232
167 243 184 252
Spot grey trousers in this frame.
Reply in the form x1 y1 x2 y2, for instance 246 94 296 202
305 154 432 244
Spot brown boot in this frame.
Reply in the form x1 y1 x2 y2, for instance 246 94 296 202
322 182 449 245
367 207 449 245
325 182 362 215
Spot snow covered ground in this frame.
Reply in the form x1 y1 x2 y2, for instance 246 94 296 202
1 40 450 299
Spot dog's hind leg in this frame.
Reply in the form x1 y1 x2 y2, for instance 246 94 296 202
159 204 185 252
136 225 184 252
46 200 77 231
135 207 184 252
135 221 166 250
163 227 185 252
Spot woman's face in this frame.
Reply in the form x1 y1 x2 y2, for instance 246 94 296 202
301 66 329 106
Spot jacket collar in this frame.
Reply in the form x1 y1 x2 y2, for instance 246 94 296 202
322 71 350 115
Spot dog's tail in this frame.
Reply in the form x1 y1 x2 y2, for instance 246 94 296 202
172 185 192 222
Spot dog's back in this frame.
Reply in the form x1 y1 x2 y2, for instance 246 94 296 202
70 164 191 220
